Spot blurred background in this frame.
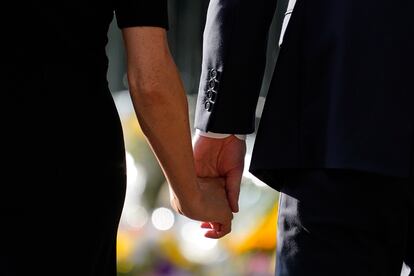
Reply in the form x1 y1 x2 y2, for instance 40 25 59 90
105 1 290 275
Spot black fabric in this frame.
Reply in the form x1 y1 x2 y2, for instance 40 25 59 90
194 0 414 187
2 1 167 275
1 167 127 276
194 0 278 134
250 0 414 188
275 170 413 276
115 0 169 29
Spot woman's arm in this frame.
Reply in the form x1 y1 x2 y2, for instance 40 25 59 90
121 27 233 238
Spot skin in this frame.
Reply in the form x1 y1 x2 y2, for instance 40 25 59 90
193 134 246 215
121 26 233 238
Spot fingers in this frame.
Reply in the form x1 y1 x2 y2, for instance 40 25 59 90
200 222 214 229
198 175 239 213
225 169 243 213
193 176 234 239
203 221 232 239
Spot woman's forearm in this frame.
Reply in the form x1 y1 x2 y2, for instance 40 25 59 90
120 27 234 233
129 65 200 200
122 27 200 202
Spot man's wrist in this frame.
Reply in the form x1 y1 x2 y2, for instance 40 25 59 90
195 129 247 141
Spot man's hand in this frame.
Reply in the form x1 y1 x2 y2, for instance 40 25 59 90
170 177 233 239
193 134 247 213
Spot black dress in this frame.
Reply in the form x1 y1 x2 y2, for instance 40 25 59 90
1 1 168 275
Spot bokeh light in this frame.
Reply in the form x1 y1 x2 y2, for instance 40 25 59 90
179 221 221 264
151 207 175 231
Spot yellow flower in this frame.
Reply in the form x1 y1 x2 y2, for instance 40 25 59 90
227 203 278 254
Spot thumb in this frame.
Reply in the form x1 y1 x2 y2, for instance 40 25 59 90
225 168 243 213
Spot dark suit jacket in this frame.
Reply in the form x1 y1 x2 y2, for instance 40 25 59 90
194 0 414 189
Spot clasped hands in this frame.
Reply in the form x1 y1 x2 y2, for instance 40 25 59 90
170 134 246 239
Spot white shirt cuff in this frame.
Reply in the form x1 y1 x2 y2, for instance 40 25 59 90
195 129 247 140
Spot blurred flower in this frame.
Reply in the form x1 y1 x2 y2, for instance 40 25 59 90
158 233 193 270
227 203 278 254
117 231 136 274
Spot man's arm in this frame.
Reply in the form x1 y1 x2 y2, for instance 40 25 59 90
194 0 278 134
194 0 278 213
122 27 233 238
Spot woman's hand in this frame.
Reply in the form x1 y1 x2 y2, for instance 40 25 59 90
170 177 234 239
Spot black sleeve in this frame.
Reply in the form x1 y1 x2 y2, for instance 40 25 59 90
115 0 169 29
194 0 277 134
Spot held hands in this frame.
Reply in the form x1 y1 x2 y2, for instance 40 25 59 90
193 134 247 213
169 134 246 239
170 177 233 238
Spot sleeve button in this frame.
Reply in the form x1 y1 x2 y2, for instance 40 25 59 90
207 90 216 102
210 69 217 79
208 79 216 89
204 101 212 111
